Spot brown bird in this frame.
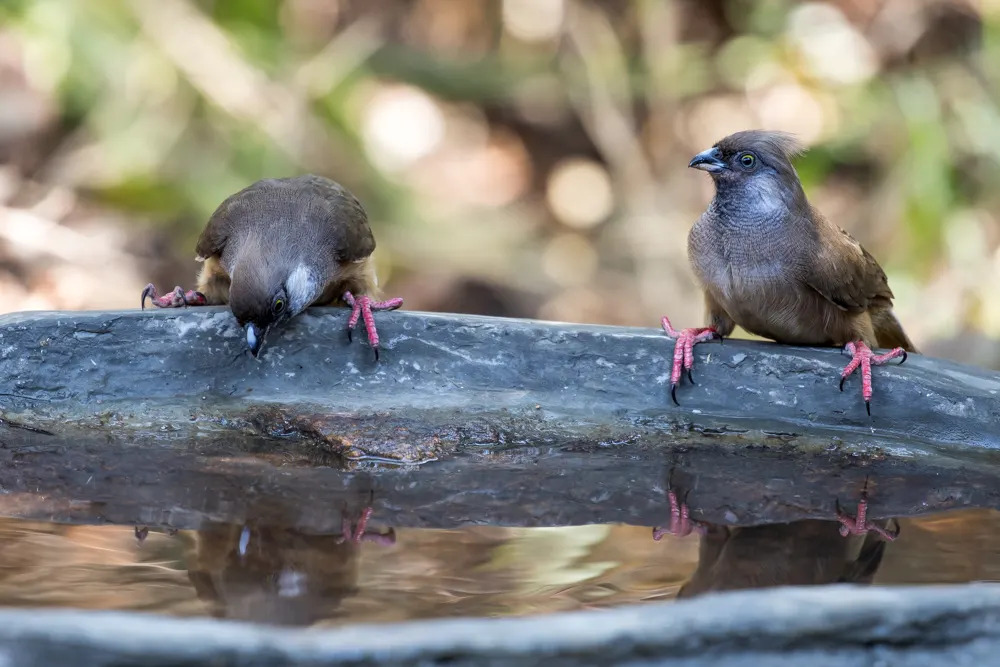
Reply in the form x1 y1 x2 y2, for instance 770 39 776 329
653 480 899 598
675 519 894 599
664 130 915 413
188 504 395 625
141 175 402 358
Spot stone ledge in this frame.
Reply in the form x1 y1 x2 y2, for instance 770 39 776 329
0 308 996 459
0 584 997 666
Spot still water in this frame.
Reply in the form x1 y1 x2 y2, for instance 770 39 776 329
0 509 995 627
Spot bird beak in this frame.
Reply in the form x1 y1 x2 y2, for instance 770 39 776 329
688 147 726 173
245 323 266 358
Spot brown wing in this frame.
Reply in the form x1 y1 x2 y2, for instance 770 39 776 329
299 175 376 263
195 180 271 260
194 184 251 261
195 176 375 263
804 214 894 314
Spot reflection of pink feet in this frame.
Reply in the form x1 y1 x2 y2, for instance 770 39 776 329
660 316 720 406
141 283 207 309
337 506 396 546
836 484 899 542
343 291 404 362
839 341 907 416
653 490 705 540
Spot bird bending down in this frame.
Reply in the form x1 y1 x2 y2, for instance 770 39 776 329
141 175 402 359
664 130 915 414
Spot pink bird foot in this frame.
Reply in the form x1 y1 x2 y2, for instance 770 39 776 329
343 291 403 361
839 341 907 416
141 283 207 309
336 505 396 546
661 316 721 405
836 481 899 542
653 489 706 540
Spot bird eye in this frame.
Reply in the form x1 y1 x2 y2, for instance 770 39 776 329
272 298 285 314
739 153 756 169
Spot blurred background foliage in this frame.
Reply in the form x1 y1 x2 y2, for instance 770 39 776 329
0 0 998 366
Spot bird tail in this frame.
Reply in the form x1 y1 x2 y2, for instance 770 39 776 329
872 309 917 353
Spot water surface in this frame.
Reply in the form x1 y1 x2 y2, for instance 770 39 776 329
0 510 995 627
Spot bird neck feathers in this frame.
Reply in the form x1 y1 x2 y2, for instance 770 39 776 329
711 174 808 228
284 263 322 314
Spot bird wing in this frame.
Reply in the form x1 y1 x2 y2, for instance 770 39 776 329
195 195 237 261
195 176 376 263
804 214 894 314
300 175 376 263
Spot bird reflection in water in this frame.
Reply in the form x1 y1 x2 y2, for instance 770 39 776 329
654 477 899 598
186 500 395 626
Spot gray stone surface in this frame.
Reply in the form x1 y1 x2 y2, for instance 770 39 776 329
0 307 997 457
0 585 997 666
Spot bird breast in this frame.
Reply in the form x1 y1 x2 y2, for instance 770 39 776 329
690 221 826 344
694 224 803 302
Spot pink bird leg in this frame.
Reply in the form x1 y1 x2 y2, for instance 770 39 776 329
337 505 397 546
839 341 907 416
343 291 404 362
141 283 207 309
661 316 720 405
653 490 706 540
836 480 900 542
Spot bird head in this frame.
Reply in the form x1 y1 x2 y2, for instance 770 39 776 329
688 130 807 212
229 258 320 358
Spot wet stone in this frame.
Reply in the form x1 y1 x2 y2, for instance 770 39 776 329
0 308 997 462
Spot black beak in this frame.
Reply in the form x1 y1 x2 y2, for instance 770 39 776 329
245 323 266 358
688 147 726 173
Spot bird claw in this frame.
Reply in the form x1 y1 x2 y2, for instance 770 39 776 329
835 479 899 542
660 316 719 405
336 505 396 546
343 291 403 361
838 341 907 415
653 488 705 540
141 283 207 309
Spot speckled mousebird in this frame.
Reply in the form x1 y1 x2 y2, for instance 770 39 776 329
652 476 899 580
675 517 895 598
141 175 402 359
188 502 394 625
662 130 915 414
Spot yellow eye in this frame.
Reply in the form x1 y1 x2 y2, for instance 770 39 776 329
739 153 756 169
273 298 285 314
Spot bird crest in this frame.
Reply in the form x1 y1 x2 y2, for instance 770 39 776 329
715 130 805 165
